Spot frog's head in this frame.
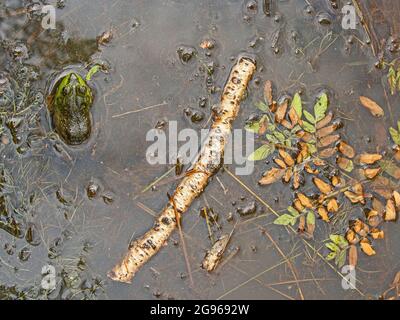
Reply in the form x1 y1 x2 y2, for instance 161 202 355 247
54 72 92 104
52 72 94 145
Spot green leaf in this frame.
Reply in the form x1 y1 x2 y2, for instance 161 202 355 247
307 143 317 154
266 134 279 144
379 159 400 179
389 127 400 145
247 144 274 161
326 252 337 261
325 242 339 252
291 125 302 134
273 131 286 143
343 159 354 173
267 123 276 131
314 93 328 121
303 110 316 124
291 93 302 118
301 121 316 133
330 235 348 248
274 214 297 226
255 101 268 112
245 122 260 133
306 211 315 226
336 249 347 268
288 206 300 217
388 66 397 95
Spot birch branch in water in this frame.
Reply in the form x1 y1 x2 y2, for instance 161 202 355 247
108 55 256 283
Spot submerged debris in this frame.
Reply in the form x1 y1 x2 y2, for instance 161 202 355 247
201 234 230 272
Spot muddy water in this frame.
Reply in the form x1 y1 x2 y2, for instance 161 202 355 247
0 0 399 299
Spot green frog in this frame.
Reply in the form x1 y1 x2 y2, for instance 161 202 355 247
49 65 102 145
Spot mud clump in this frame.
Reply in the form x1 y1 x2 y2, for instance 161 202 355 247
177 45 197 63
236 201 257 216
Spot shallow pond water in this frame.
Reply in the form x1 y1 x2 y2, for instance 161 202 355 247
0 0 399 300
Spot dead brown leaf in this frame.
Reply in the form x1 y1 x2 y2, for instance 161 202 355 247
359 153 382 165
297 193 313 208
363 168 381 179
283 167 293 183
292 171 301 190
316 124 337 139
264 80 273 106
259 167 285 185
360 238 376 256
346 229 359 244
359 96 384 117
385 199 397 221
338 141 355 159
319 147 336 158
313 177 332 194
298 215 305 233
331 175 343 187
316 111 333 129
288 107 300 127
293 199 304 212
317 206 330 222
327 198 339 212
274 158 287 169
279 149 295 166
344 191 365 204
370 228 384 240
337 156 353 172
275 100 288 123
372 198 385 216
317 134 340 148
393 191 400 209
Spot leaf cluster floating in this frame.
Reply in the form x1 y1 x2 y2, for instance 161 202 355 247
248 80 400 268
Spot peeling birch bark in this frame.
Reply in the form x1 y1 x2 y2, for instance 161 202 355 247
108 55 256 283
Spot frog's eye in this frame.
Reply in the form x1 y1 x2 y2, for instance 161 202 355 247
78 86 87 94
62 86 70 95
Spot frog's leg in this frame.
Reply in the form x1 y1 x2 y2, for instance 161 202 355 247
85 60 109 81
85 64 103 81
